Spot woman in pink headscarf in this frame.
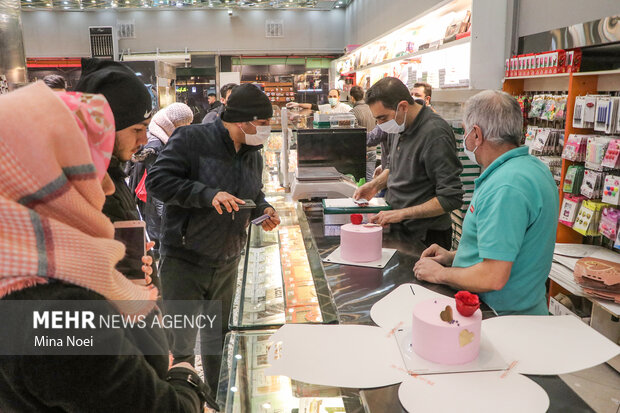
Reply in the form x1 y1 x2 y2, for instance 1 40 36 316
0 82 210 412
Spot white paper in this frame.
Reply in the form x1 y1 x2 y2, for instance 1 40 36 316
323 198 389 209
482 315 620 375
265 324 408 388
323 246 397 269
398 371 550 413
395 328 508 375
370 283 447 330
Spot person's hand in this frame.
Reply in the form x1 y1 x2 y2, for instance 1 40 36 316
286 102 301 109
353 182 379 201
212 191 245 214
370 209 405 227
413 258 446 284
169 361 198 374
420 243 454 266
372 165 383 179
132 240 156 285
261 207 281 232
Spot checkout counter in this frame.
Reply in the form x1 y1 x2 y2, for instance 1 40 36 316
214 109 597 413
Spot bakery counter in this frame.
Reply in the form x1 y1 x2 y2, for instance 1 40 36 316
220 200 596 412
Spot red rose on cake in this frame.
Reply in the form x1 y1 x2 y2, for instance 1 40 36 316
350 213 363 225
455 291 480 317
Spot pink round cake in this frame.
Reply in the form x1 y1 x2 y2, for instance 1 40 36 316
340 223 382 262
411 297 482 365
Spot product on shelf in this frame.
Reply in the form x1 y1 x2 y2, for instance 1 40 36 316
594 96 620 134
585 136 614 171
573 200 610 236
507 49 577 77
599 207 620 240
562 134 588 162
339 215 383 262
602 139 620 169
573 95 597 129
580 169 604 199
563 165 585 194
559 194 586 227
602 175 620 205
411 293 481 365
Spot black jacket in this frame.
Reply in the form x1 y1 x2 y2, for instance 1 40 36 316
103 157 141 222
0 282 202 413
131 137 165 242
146 118 271 266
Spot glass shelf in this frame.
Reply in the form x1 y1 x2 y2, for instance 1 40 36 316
217 331 356 413
229 196 338 330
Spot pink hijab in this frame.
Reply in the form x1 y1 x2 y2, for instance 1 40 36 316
0 82 157 315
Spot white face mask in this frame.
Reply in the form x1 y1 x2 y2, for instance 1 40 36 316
328 97 338 107
378 105 406 134
241 122 271 146
463 128 479 165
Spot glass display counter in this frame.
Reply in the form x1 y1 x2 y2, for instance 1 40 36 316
217 330 364 413
229 143 337 330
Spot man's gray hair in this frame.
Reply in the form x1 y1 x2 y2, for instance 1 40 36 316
463 90 523 146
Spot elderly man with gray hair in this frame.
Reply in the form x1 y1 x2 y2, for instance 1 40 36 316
413 90 559 315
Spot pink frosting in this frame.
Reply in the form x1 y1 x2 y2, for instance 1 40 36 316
340 223 382 262
411 297 481 365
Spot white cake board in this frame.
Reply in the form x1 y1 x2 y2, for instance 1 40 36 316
395 327 508 375
323 246 397 269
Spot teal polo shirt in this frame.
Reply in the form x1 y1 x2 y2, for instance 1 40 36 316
452 146 559 315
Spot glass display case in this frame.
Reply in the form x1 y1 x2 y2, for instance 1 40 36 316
217 331 359 413
229 130 337 330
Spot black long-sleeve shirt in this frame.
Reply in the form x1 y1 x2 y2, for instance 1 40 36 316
386 105 464 236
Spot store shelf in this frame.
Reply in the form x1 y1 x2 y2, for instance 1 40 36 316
504 72 571 80
572 68 620 77
351 36 471 74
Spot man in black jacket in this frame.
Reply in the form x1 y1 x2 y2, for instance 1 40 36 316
146 83 280 398
74 58 157 282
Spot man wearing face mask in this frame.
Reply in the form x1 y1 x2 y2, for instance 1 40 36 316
414 91 559 315
146 83 280 400
289 88 351 113
354 77 463 250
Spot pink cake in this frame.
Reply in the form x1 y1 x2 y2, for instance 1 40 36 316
411 297 482 365
340 223 382 262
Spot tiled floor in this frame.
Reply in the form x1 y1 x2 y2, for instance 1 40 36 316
560 362 620 413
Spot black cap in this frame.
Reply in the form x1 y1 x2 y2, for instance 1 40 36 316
221 84 272 123
75 58 153 131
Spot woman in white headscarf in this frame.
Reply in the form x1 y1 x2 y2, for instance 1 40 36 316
131 103 193 256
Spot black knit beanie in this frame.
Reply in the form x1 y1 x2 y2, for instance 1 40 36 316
74 58 153 131
221 83 273 122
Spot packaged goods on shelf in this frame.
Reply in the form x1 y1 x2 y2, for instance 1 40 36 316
559 194 586 227
602 175 620 205
573 200 610 236
563 165 585 195
585 135 615 170
526 127 564 156
602 139 620 169
580 169 605 199
594 96 620 134
527 94 567 121
562 134 589 162
599 207 620 240
506 49 580 78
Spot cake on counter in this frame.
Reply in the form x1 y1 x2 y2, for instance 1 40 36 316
339 214 383 263
411 292 482 365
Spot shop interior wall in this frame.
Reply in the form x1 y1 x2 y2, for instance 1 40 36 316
517 0 620 37
20 8 346 58
344 0 445 47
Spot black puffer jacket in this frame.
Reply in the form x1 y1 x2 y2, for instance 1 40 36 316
103 157 140 222
146 118 271 266
0 282 203 413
